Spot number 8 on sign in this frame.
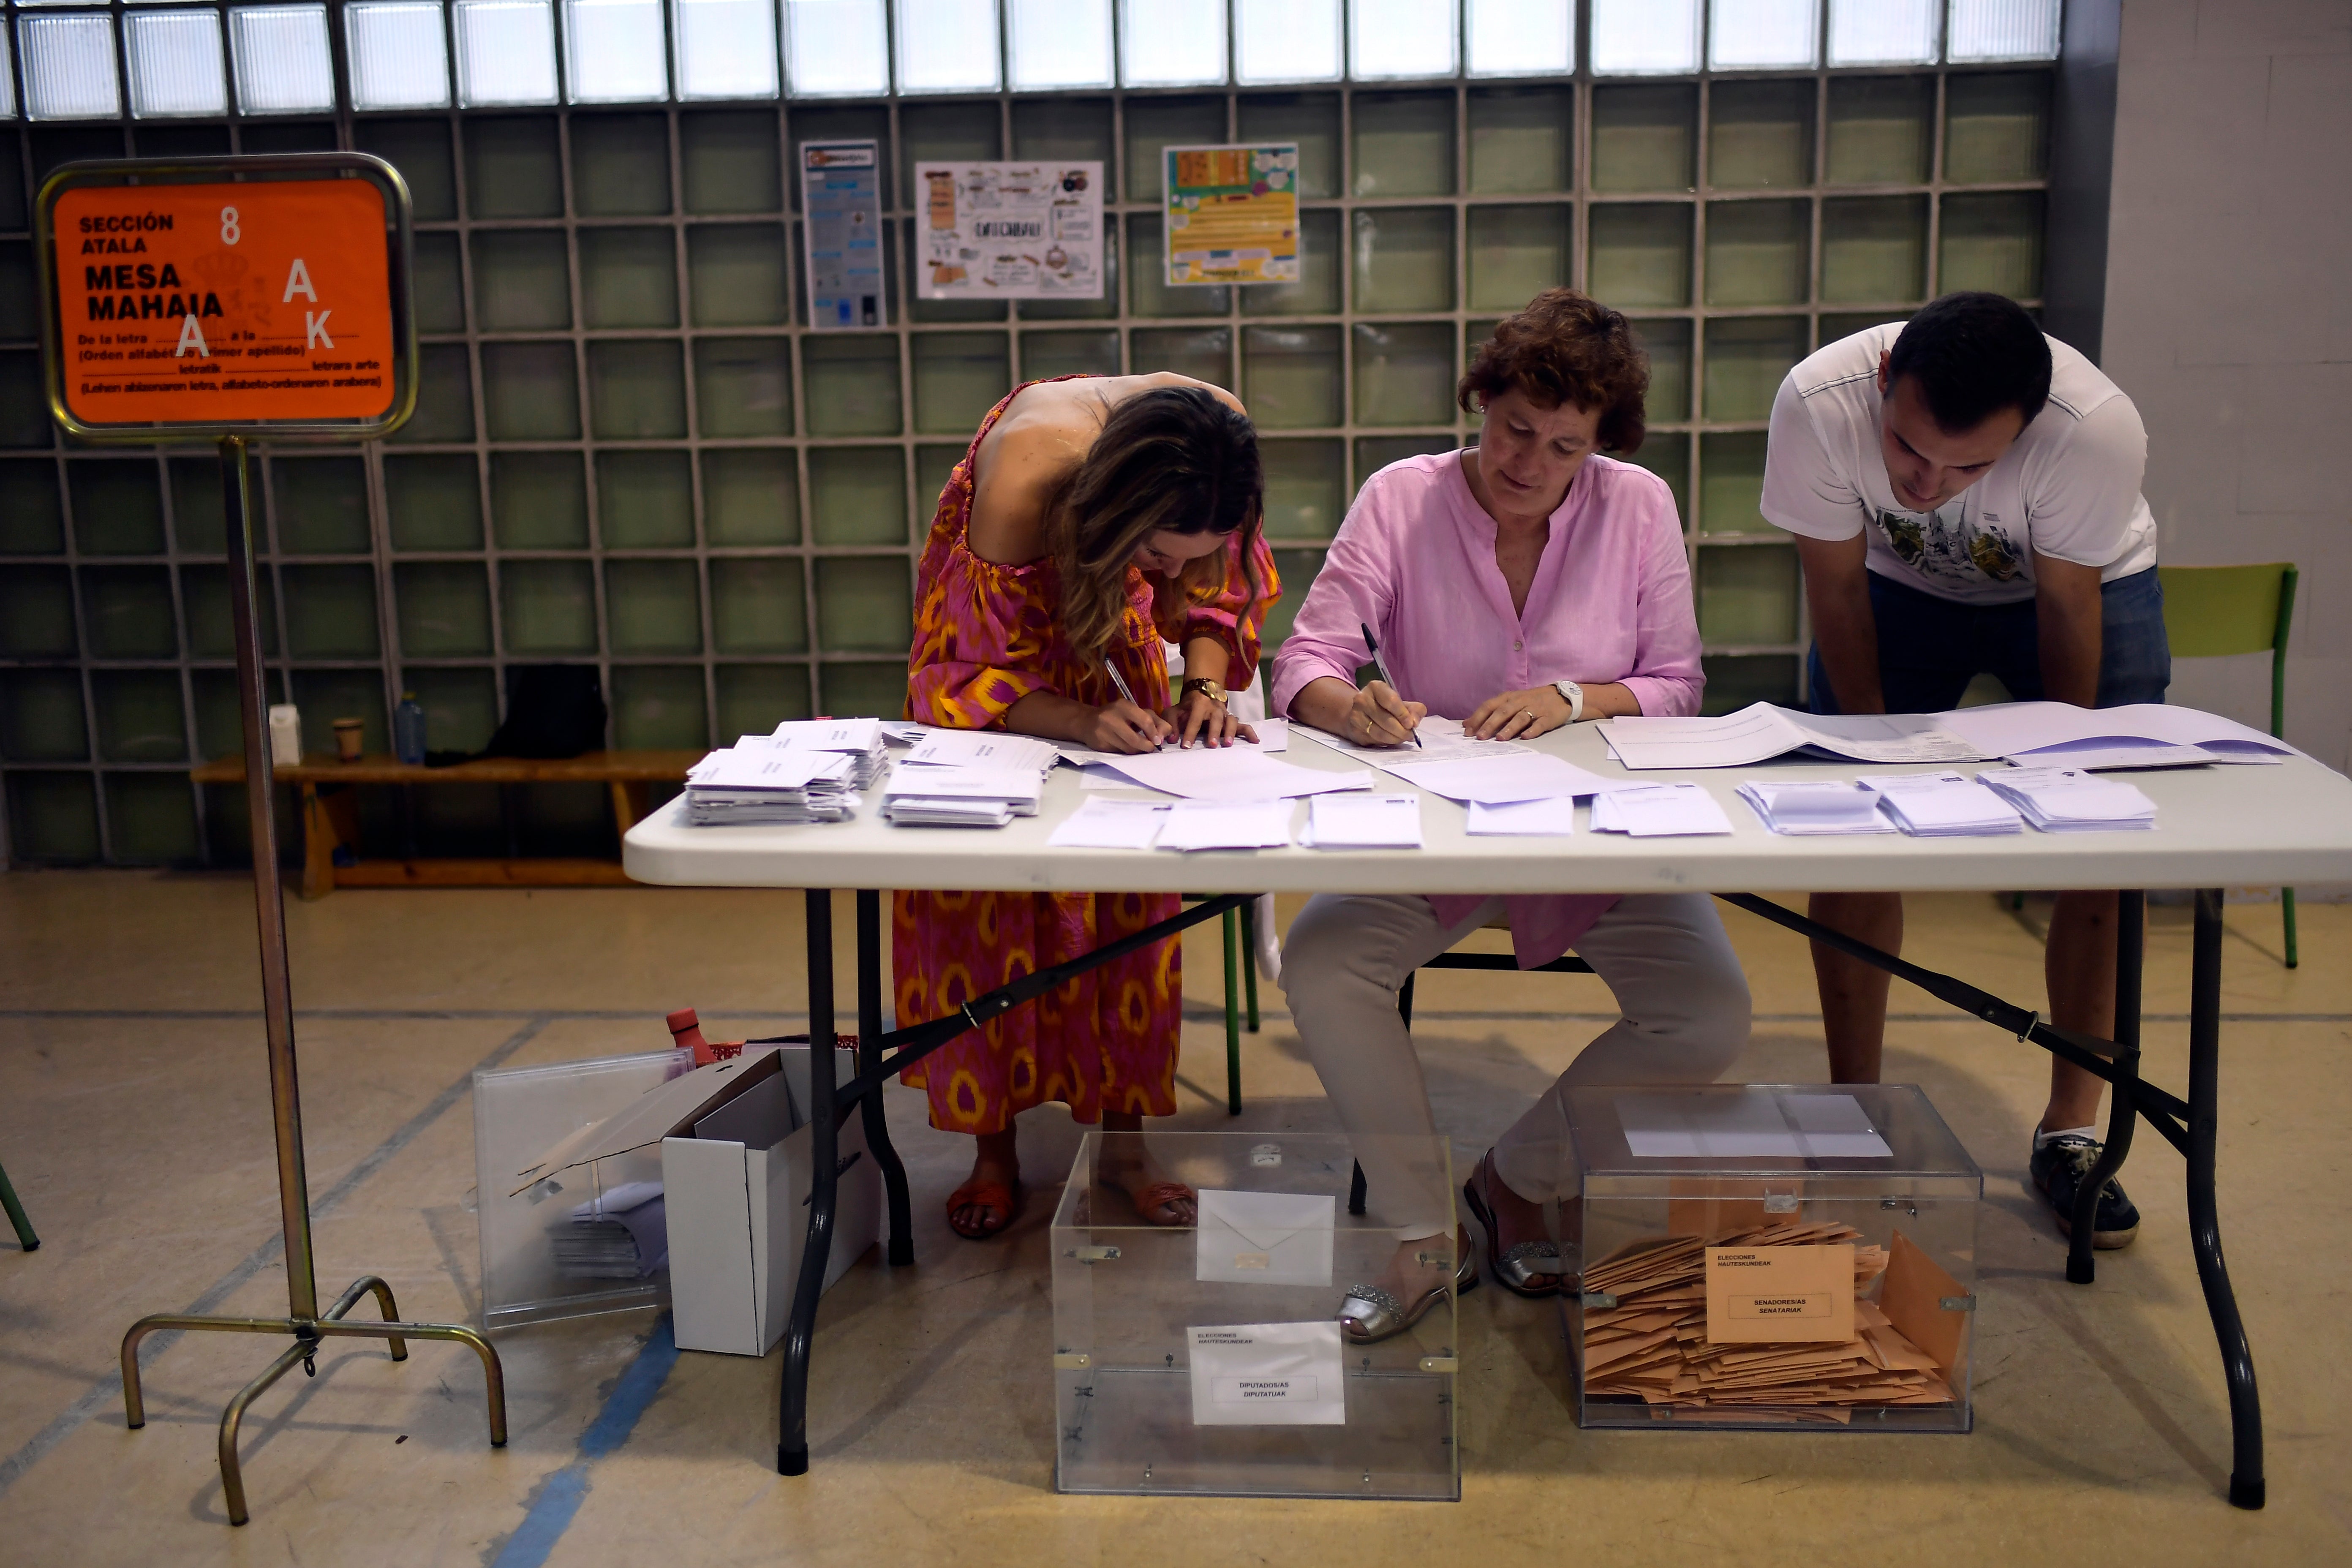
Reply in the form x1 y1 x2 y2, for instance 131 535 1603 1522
220 206 240 244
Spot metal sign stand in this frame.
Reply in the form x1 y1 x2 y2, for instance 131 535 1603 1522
116 437 507 1525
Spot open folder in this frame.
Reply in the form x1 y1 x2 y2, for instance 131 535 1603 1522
1600 703 1981 770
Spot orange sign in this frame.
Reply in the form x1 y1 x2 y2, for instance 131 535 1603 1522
53 178 393 427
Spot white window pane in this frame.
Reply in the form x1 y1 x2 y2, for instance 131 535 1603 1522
231 6 335 114
1 31 15 118
125 10 229 117
1235 0 1339 84
673 0 779 99
895 0 999 93
564 0 668 101
1710 0 1818 69
1827 0 1938 65
1948 0 2061 61
1351 0 1457 80
784 0 886 95
455 0 560 105
1590 0 1699 74
19 13 122 120
1008 0 1111 90
1466 0 1571 77
1118 0 1223 87
346 1 452 109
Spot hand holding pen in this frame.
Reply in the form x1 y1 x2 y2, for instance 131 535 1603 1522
1357 623 1425 748
1094 660 1173 754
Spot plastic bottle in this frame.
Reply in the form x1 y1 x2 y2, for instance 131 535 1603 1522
393 691 427 765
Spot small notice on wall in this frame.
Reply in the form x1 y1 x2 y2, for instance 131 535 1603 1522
916 162 1103 300
1163 144 1299 286
801 140 884 330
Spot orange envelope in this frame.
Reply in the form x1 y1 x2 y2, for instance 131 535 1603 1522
1704 1244 1857 1344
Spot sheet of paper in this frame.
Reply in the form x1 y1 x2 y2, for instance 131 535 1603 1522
899 729 1059 773
687 748 848 791
1615 1091 1893 1159
1588 783 1734 836
1188 1320 1346 1427
1195 1189 1336 1285
879 764 1042 806
766 717 883 752
1056 716 1290 768
1153 798 1295 852
1736 780 1893 835
1705 1244 1857 1344
1296 714 1531 765
1045 797 1168 849
1934 700 2294 761
1379 749 1639 804
1998 740 2219 771
1110 746 1372 801
1467 797 1578 836
1304 793 1423 849
1600 702 1979 769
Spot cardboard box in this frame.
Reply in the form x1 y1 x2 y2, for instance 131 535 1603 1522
513 1044 882 1356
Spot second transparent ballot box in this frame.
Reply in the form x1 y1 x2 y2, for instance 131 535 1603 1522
1051 1131 1459 1500
1557 1084 1982 1433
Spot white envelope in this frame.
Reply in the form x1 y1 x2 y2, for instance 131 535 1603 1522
1189 1321 1348 1426
1194 1188 1336 1286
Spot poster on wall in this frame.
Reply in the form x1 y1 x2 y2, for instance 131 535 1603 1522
1163 144 1300 287
916 162 1104 300
801 140 885 330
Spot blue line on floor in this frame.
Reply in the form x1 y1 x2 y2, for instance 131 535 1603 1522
490 1315 680 1568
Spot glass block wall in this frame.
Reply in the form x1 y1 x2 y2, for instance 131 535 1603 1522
0 0 2060 864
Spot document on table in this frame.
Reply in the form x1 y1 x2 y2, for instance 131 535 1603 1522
1598 702 1981 769
1195 1189 1336 1285
1153 798 1295 851
1379 749 1641 805
1857 772 2022 836
1588 783 1734 836
1933 700 2293 764
1045 797 1169 849
1977 766 2157 831
880 764 1043 811
1616 1091 1893 1160
1296 714 1530 764
1102 746 1374 801
1302 793 1423 849
1188 1321 1347 1427
1057 717 1290 768
1735 780 1893 835
1467 797 1578 836
898 729 1059 774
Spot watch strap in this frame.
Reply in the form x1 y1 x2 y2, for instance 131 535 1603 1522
1554 679 1584 724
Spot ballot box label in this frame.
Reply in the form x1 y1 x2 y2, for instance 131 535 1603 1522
1188 1323 1347 1426
1704 1244 1857 1344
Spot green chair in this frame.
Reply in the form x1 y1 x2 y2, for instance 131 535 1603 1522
1186 896 1261 1114
2160 562 2300 967
1 1157 37 1251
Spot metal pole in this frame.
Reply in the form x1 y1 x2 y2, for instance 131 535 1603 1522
2188 889 2265 1508
221 435 318 1320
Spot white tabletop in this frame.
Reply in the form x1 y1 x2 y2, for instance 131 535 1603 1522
623 725 2352 896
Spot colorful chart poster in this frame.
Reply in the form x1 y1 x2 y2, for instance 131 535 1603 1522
1164 144 1300 286
800 140 884 330
916 162 1104 300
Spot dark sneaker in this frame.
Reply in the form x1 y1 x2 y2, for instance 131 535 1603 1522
2030 1132 2141 1250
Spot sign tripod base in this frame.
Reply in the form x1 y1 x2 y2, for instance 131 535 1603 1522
114 437 507 1527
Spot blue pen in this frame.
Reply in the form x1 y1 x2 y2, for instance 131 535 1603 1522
1360 623 1422 749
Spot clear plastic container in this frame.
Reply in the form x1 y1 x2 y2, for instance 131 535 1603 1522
1051 1130 1459 1500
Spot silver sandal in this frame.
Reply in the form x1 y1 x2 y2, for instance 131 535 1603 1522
1337 1238 1478 1345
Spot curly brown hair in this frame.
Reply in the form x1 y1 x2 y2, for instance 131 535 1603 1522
1458 287 1650 455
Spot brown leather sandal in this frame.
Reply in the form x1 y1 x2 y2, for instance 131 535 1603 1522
945 1176 1022 1240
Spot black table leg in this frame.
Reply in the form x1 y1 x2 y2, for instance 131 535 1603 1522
778 888 840 1477
2070 891 2144 1285
2186 888 2264 1509
855 889 916 1267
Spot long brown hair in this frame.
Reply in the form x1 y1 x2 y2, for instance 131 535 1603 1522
1044 385 1265 667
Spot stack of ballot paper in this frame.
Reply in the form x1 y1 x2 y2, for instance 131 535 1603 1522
1978 767 2157 831
1154 798 1295 852
1589 782 1734 836
1581 1224 1957 1416
1600 702 1982 769
1859 773 2023 836
550 1181 667 1281
683 743 859 825
1303 793 1422 849
1735 781 1891 835
884 729 1058 827
766 717 888 787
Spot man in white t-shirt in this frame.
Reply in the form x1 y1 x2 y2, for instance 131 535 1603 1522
1762 292 2169 1251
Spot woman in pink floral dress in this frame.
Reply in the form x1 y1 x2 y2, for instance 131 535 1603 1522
896 374 1277 1239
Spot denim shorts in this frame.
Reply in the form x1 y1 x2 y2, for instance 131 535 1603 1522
1807 566 2171 715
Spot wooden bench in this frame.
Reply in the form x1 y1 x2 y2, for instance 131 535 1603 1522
188 750 702 899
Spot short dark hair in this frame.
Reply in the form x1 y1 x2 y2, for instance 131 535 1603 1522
1886 292 2052 433
1459 287 1649 455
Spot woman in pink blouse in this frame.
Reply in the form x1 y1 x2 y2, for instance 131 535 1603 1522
1274 289 1752 1342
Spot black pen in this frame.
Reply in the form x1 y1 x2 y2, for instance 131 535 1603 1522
1360 622 1422 749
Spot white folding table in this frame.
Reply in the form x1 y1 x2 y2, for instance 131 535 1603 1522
626 726 2352 1507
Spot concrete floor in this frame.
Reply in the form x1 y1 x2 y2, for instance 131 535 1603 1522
0 872 2345 1565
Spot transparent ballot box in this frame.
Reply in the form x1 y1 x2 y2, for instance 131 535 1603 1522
1051 1132 1459 1500
473 1047 692 1330
1558 1084 1981 1433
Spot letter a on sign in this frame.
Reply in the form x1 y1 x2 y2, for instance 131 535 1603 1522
176 313 210 358
283 258 316 302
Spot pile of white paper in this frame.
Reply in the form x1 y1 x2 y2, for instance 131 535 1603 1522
766 717 888 787
1735 780 1892 835
1466 797 1578 836
684 742 859 826
1588 782 1734 836
1859 772 2023 836
1600 702 1982 769
1936 701 2293 768
1303 793 1422 849
1978 767 2157 831
885 729 1059 828
1154 799 1295 852
1086 745 1374 801
1045 797 1169 849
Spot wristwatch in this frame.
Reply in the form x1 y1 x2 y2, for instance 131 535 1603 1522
1553 679 1586 724
1183 677 1230 705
